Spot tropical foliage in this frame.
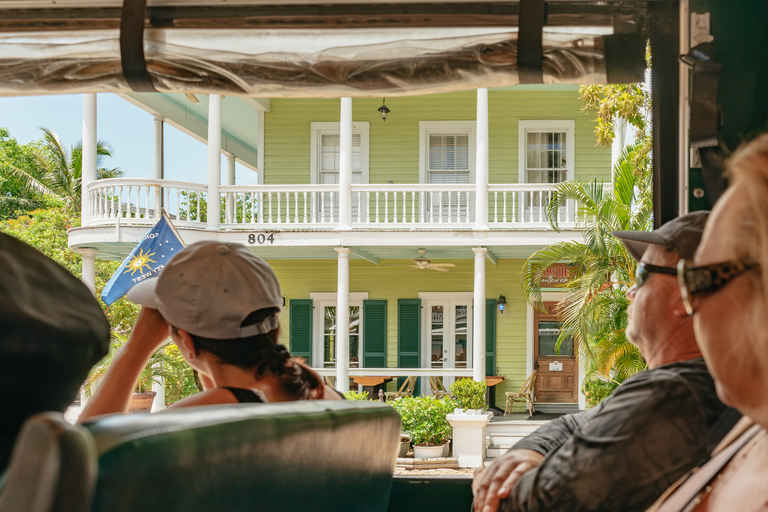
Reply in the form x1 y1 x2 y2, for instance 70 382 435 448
7 127 121 214
521 78 653 392
390 396 455 446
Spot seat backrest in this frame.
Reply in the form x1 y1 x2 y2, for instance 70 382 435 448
0 412 97 512
404 376 418 395
83 400 400 512
521 370 538 396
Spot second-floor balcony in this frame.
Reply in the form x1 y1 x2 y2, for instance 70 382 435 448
85 178 585 231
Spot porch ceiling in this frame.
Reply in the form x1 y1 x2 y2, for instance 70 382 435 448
119 92 263 171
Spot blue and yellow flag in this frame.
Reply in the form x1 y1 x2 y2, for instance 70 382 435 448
101 212 185 306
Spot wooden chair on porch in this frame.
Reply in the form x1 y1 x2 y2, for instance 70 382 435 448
427 376 452 398
323 375 336 389
504 370 537 417
384 376 417 401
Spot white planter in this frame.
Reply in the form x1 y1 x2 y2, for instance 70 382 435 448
454 408 486 415
447 411 494 468
413 443 447 459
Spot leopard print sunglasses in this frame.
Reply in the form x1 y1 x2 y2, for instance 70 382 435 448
676 258 760 315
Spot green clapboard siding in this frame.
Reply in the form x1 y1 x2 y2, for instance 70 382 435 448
398 298 421 394
486 298 497 376
289 299 313 364
363 300 387 368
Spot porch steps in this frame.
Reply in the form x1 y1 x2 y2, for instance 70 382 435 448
484 417 552 466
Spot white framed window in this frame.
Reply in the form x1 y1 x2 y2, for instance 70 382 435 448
310 122 370 185
419 121 476 222
517 120 575 184
310 292 369 369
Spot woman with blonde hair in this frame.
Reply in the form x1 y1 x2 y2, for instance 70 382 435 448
653 133 768 511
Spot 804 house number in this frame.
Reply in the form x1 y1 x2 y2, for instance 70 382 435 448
247 233 276 245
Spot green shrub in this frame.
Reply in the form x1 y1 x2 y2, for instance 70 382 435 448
343 390 370 401
449 378 487 411
390 396 454 446
583 378 620 408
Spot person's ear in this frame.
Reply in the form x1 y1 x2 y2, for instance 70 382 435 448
176 329 198 360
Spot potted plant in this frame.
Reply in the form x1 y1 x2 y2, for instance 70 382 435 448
391 396 454 459
447 379 494 467
450 378 487 414
84 332 190 413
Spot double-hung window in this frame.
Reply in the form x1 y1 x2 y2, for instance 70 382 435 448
419 121 476 223
518 121 575 221
310 122 369 221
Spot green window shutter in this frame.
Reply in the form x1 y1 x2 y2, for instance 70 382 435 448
486 298 497 376
289 299 313 365
398 299 421 395
363 300 387 368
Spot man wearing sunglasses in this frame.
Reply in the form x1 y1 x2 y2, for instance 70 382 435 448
473 211 740 512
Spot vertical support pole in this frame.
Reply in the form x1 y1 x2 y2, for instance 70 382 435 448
153 114 164 219
472 247 487 382
679 0 691 216
80 248 98 296
338 98 353 230
475 89 489 230
650 1 680 228
81 93 97 226
226 153 236 222
335 247 351 392
207 94 222 230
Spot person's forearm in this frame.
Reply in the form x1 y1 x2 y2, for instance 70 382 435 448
78 341 157 422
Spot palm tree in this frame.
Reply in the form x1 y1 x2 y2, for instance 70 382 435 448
10 127 121 214
521 142 652 383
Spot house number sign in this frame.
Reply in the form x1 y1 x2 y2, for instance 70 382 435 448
247 233 277 245
549 361 563 372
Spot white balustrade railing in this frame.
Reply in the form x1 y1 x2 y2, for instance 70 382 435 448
87 179 208 227
86 179 591 230
350 184 475 226
488 183 578 227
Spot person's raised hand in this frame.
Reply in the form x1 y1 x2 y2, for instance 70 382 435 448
127 306 170 355
472 448 545 512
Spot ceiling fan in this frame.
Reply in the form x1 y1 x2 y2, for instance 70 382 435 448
407 249 455 273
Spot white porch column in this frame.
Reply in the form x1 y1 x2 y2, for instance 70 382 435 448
153 114 164 219
335 247 351 392
475 88 489 230
472 247 487 382
81 93 97 226
207 94 222 230
80 248 98 295
338 97 353 230
225 153 236 222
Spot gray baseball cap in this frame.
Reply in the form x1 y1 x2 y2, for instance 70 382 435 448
612 211 710 261
128 241 282 339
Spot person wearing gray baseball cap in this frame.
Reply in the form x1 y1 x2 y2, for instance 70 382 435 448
79 241 340 421
473 212 739 512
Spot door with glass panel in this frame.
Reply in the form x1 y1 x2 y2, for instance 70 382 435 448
318 133 363 222
426 301 472 391
322 305 361 369
523 130 568 221
427 133 471 223
533 302 577 403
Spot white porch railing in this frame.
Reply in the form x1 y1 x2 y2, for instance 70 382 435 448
86 178 209 228
87 179 587 230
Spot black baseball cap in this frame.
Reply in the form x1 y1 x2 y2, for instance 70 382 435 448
612 211 710 261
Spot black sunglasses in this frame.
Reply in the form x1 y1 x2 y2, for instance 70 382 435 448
677 259 760 315
635 262 677 288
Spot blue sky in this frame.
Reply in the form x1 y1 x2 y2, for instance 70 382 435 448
0 94 257 184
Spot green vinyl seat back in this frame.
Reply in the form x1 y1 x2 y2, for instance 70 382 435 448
82 400 400 512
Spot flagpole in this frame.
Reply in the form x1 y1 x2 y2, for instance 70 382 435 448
161 209 186 247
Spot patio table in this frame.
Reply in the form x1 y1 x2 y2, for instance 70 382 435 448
352 376 394 399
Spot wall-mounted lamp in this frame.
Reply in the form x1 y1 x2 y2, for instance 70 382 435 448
377 98 390 121
496 295 507 313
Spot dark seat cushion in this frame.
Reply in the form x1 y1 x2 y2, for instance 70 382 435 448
83 401 400 512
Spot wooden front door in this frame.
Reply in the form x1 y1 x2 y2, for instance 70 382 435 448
533 302 578 403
